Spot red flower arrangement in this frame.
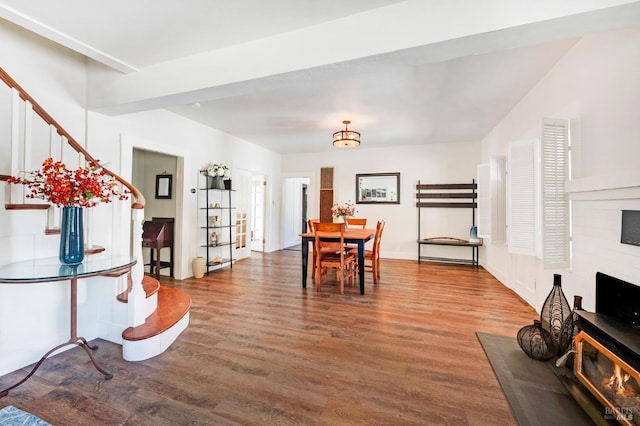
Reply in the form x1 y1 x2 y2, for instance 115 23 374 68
8 157 130 207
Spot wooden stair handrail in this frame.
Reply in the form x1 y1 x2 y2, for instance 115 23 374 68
0 66 144 209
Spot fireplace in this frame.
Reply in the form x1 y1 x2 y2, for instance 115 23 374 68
575 331 640 424
570 273 640 424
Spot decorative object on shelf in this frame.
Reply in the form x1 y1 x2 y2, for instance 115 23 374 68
192 257 206 279
469 226 479 243
517 319 558 361
205 163 229 189
210 232 218 245
208 215 221 227
209 176 223 189
332 120 360 148
7 157 129 265
224 178 232 190
540 274 571 351
557 295 583 368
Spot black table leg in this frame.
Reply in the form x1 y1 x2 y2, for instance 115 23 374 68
358 241 365 294
301 237 309 289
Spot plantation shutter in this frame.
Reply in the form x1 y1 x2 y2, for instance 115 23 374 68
507 139 539 256
491 156 507 243
541 118 570 269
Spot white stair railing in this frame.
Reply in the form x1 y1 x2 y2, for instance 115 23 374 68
0 66 148 329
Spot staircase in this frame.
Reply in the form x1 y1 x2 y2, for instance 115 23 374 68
0 66 190 362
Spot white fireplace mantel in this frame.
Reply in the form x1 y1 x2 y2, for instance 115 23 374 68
566 170 640 201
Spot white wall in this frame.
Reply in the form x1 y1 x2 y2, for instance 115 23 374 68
0 21 98 376
0 22 283 376
282 141 482 260
481 28 640 311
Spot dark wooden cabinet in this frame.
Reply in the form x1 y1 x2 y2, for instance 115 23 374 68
142 217 174 279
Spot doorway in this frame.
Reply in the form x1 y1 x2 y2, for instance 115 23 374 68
251 174 266 252
282 176 311 249
132 149 178 278
302 183 309 233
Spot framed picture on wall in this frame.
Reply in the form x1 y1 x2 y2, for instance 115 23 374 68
356 172 400 204
155 174 172 199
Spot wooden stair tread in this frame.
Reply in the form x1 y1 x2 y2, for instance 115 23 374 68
122 286 191 341
84 245 106 255
5 203 50 210
116 275 160 303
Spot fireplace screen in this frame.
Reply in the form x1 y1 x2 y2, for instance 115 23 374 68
575 331 640 425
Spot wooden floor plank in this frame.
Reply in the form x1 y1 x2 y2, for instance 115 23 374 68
0 250 537 425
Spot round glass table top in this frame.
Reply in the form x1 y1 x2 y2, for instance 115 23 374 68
0 254 136 283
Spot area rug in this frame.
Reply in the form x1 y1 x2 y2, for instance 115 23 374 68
0 405 52 425
476 332 593 426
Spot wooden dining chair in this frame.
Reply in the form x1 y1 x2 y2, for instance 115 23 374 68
349 220 385 284
314 222 356 294
346 217 367 229
344 217 367 251
308 218 341 278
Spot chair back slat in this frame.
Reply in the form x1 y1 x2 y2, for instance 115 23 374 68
346 217 367 228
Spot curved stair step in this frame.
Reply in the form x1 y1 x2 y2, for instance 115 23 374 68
122 286 191 341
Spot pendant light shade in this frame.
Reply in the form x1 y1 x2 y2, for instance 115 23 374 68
332 120 360 148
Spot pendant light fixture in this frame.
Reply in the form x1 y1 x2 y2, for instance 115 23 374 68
332 120 360 148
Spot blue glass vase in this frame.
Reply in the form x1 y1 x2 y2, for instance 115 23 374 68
59 206 84 265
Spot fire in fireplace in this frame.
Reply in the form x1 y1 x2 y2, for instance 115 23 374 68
567 272 640 425
575 331 640 424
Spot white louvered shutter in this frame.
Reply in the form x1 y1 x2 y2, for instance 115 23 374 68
507 139 539 256
491 156 507 243
541 118 570 269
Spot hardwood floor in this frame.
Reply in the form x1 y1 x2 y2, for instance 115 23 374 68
0 251 536 425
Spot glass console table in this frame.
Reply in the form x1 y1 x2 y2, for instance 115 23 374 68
0 254 136 398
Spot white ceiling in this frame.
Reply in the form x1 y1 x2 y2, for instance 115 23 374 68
1 0 640 154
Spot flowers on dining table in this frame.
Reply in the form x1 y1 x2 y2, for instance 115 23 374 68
7 157 130 208
331 201 356 219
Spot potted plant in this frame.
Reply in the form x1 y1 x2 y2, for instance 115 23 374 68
205 163 229 189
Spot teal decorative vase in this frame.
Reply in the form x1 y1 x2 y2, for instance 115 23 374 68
59 206 84 265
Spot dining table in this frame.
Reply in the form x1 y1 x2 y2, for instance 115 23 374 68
300 227 375 294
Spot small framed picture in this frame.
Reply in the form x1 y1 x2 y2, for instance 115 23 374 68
155 174 172 199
